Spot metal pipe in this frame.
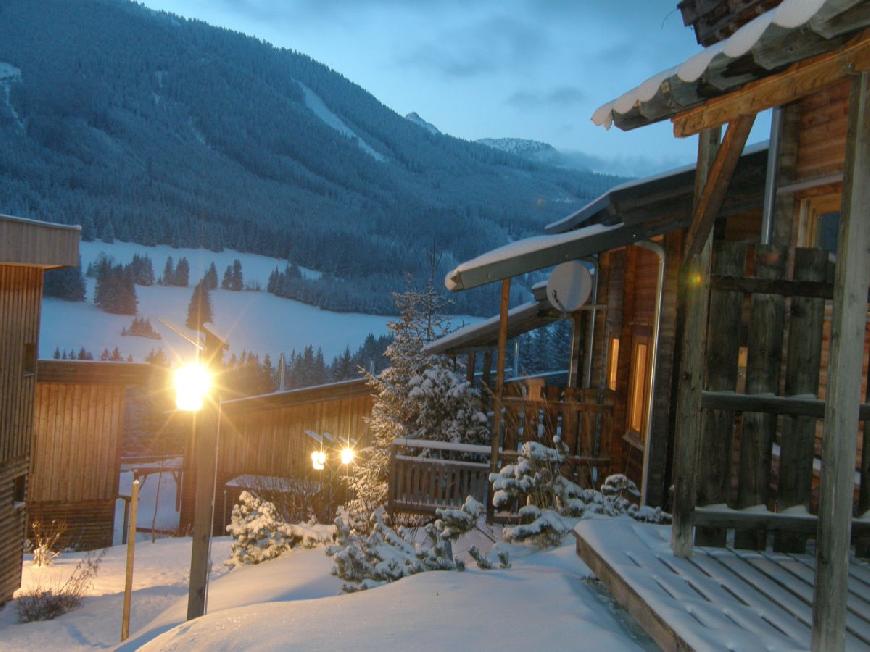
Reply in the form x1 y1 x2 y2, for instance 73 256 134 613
583 256 599 389
634 240 665 505
760 107 783 245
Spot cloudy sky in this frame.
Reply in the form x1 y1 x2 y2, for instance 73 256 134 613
139 0 770 175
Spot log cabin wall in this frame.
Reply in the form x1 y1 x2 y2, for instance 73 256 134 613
179 381 374 531
0 266 42 605
28 361 154 551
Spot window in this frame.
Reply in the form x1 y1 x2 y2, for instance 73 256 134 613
628 340 649 435
797 194 841 256
13 474 26 508
607 338 620 390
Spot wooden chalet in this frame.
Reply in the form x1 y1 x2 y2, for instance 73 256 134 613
435 146 768 510
570 0 870 649
0 214 79 604
28 360 161 550
179 379 373 532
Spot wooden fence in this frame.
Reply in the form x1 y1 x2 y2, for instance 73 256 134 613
692 242 870 553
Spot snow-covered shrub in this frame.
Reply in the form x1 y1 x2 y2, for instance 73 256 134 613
226 491 335 566
17 550 104 623
327 508 459 592
434 496 483 563
29 519 67 567
468 545 510 570
490 442 669 547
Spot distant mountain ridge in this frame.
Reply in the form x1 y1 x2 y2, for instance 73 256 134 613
0 0 622 315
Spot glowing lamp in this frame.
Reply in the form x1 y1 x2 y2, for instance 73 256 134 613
340 447 355 465
174 363 211 412
311 450 326 471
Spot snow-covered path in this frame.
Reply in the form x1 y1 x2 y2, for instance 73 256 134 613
0 537 652 651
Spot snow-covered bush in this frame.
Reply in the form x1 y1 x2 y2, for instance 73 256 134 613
490 441 669 546
29 520 67 567
468 545 511 570
327 507 461 592
226 491 335 566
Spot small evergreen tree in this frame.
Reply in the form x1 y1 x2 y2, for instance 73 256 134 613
222 259 243 291
94 263 137 315
43 261 87 302
175 257 190 287
161 256 175 286
204 262 218 290
185 280 213 330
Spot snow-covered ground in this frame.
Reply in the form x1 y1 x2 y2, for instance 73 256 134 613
0 534 652 652
41 240 477 363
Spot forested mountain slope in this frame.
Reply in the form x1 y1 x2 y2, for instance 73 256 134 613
0 0 620 315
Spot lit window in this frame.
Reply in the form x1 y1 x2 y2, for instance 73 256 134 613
628 340 649 436
608 338 620 390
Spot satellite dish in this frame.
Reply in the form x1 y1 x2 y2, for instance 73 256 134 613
546 261 592 313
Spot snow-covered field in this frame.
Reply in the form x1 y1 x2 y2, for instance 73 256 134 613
41 240 392 362
40 240 477 363
0 534 652 652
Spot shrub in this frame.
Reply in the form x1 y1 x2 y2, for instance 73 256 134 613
17 550 104 622
29 520 67 567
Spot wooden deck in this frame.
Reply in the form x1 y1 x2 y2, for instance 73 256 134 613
575 519 870 651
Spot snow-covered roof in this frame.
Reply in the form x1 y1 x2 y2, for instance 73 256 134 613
545 141 768 234
445 222 625 292
592 0 869 131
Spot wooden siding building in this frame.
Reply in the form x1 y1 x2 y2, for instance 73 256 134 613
28 360 158 551
574 0 870 649
434 146 768 508
0 214 79 605
179 379 374 531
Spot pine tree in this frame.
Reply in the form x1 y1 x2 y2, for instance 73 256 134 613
204 262 218 290
161 256 175 286
100 220 115 243
44 261 87 301
222 259 243 290
347 285 488 521
94 263 137 315
175 257 190 287
185 279 213 330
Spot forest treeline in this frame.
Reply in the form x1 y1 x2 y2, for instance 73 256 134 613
0 0 622 316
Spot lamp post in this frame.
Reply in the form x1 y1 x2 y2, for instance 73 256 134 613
174 361 217 621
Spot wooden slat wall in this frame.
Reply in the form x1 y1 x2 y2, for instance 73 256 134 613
0 265 43 604
796 79 850 181
29 383 126 503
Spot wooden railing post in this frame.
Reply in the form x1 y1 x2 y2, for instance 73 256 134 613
487 278 511 522
812 71 870 652
671 127 721 558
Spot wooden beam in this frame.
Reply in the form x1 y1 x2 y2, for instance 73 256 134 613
701 390 870 419
812 71 870 652
694 507 870 535
671 126 721 558
567 312 583 389
673 30 870 137
685 115 756 259
487 278 511 521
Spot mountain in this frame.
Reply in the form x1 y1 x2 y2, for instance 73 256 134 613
0 0 621 316
477 138 563 167
405 112 440 136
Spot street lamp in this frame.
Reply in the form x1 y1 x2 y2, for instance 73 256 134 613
175 360 218 621
311 450 327 471
340 446 355 465
174 362 211 412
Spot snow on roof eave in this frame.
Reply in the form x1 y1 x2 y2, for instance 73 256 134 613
545 141 769 235
591 0 847 131
444 221 630 293
425 299 549 355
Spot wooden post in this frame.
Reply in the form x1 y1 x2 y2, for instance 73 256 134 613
120 479 139 642
736 244 785 550
671 126 721 558
812 71 870 652
696 241 745 546
860 370 870 558
487 278 511 522
481 350 493 406
776 247 826 553
568 312 584 389
466 351 476 385
186 403 219 620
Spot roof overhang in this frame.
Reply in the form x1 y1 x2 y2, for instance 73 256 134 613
592 0 870 134
0 214 80 268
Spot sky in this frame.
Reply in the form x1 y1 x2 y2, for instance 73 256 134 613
138 0 771 176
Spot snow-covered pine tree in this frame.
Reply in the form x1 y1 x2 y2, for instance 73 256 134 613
346 284 489 524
